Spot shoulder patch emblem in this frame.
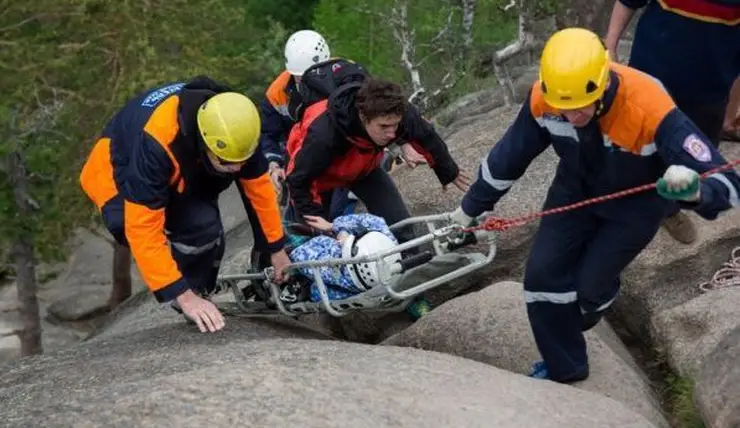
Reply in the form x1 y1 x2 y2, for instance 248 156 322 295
682 133 711 162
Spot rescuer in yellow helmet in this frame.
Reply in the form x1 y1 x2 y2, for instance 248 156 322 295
79 76 291 334
448 27 740 383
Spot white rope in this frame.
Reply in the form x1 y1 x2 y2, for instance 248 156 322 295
698 246 740 292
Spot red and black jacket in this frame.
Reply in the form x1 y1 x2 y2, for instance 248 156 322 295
284 82 460 217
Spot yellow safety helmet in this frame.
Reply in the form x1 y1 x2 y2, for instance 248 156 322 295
197 92 261 163
539 27 611 110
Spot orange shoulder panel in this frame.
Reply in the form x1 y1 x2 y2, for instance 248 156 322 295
528 80 560 119
79 137 118 210
266 71 292 109
142 95 184 192
599 64 677 154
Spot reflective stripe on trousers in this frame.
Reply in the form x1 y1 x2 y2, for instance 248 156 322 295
169 235 222 255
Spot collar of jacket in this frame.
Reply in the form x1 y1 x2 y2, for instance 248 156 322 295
595 70 621 119
327 82 379 147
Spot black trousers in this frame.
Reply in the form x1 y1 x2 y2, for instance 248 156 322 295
313 168 416 245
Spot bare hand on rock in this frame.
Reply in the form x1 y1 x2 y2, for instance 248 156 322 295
176 289 225 333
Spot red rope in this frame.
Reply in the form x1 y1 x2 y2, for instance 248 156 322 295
462 160 740 233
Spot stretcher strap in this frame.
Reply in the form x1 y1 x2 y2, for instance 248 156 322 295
462 159 740 233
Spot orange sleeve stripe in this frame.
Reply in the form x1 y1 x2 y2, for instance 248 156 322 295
123 200 183 291
143 95 183 190
79 137 118 210
265 71 292 109
238 174 285 244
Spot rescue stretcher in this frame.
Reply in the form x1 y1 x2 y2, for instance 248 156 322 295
213 213 497 318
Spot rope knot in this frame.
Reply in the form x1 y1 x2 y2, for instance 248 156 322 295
462 217 520 232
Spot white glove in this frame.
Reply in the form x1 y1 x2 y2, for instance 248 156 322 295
449 207 475 227
657 165 701 202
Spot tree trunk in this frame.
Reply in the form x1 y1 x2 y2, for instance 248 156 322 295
109 242 132 309
588 0 613 37
493 0 535 106
554 0 611 34
460 0 477 61
8 151 42 356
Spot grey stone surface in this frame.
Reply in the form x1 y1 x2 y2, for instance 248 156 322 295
1 331 658 428
383 281 669 428
651 288 740 377
695 324 740 428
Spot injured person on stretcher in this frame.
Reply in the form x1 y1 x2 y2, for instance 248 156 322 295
254 212 433 318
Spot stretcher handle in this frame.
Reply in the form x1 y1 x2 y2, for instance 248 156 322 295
445 231 478 252
397 251 433 273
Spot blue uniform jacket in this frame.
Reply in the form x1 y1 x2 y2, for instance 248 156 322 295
460 63 740 222
257 71 300 167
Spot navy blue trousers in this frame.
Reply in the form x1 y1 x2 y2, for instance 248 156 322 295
523 181 662 382
101 193 225 296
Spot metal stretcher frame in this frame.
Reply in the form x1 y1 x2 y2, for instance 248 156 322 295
215 213 497 318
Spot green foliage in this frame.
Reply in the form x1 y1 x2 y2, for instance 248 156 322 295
313 0 402 82
313 0 518 108
244 0 321 32
663 374 705 428
472 0 523 47
0 0 289 263
1 0 522 267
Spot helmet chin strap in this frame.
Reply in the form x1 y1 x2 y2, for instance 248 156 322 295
198 139 233 178
593 99 604 119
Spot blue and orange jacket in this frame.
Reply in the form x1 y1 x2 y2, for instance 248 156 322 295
79 76 285 302
622 0 740 104
460 63 740 221
284 82 460 218
257 71 302 167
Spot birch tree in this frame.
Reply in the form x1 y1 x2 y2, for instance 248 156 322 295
369 0 470 111
492 0 536 106
460 0 477 60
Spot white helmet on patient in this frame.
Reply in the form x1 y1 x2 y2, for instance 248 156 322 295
284 30 331 76
342 231 401 291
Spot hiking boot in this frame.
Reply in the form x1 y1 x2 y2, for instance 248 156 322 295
661 211 698 244
527 360 589 383
528 361 550 379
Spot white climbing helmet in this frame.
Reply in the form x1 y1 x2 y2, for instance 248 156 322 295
341 231 402 291
284 30 331 76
